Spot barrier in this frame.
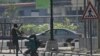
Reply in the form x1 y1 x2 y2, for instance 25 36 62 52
7 41 15 49
52 53 57 56
38 52 45 56
45 52 51 56
39 51 100 56
57 53 64 56
64 54 71 56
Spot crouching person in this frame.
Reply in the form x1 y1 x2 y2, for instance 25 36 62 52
24 34 40 56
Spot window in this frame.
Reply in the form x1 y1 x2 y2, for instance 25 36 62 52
67 31 75 36
19 10 24 16
55 30 66 35
31 10 39 16
20 0 35 2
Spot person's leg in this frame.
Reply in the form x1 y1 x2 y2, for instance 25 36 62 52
13 40 18 56
16 40 19 56
35 51 38 56
30 50 34 56
24 49 31 54
31 51 38 56
23 49 31 56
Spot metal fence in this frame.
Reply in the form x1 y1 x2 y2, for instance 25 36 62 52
38 51 100 56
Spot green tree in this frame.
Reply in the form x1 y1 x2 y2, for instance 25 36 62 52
0 0 17 4
6 4 17 18
20 23 77 35
20 24 37 35
54 23 77 30
63 17 70 25
0 0 17 17
20 24 49 35
0 0 6 3
65 18 78 30
54 17 78 30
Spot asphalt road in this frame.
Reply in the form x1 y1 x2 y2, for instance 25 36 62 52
0 54 23 56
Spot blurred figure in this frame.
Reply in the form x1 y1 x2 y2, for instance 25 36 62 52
24 34 40 56
11 24 22 56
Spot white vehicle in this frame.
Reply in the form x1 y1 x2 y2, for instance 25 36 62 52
36 29 81 43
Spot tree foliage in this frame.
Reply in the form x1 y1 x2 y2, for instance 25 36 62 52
0 0 15 3
4 4 17 18
54 23 77 30
20 21 78 35
20 24 49 35
0 0 6 3
0 0 17 18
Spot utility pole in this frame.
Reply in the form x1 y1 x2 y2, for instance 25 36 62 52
50 0 54 40
45 0 58 51
83 0 87 49
97 0 100 49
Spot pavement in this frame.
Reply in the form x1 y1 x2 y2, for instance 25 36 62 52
0 49 25 56
0 54 23 56
0 47 74 56
0 47 100 56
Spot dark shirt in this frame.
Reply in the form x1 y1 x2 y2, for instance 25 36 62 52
11 28 21 39
26 38 40 50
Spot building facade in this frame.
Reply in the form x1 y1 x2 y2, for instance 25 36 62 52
0 0 85 36
0 0 99 50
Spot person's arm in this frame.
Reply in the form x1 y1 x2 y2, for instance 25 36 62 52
16 28 24 37
16 29 22 34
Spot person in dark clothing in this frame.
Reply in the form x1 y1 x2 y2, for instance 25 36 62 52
24 34 40 56
11 24 22 56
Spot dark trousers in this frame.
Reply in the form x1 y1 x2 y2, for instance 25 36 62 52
24 49 37 56
13 39 19 56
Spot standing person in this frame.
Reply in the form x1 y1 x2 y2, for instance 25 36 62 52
24 34 40 56
11 24 22 56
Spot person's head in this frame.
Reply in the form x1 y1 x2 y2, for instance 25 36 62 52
13 24 18 28
29 34 37 40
